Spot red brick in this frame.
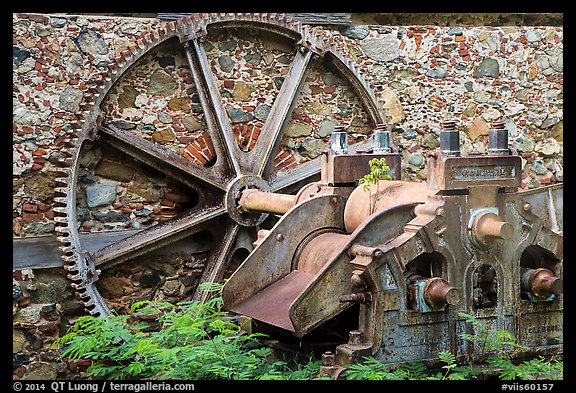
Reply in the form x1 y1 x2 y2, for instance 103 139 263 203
455 35 465 42
164 192 192 203
22 203 38 213
160 199 175 207
22 212 42 221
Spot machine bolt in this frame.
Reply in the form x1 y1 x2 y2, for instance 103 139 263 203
440 120 460 156
488 120 510 155
339 291 373 305
472 212 514 247
321 351 335 366
521 267 563 299
423 277 461 309
523 203 532 212
276 234 284 242
373 123 392 153
331 125 349 155
348 330 364 345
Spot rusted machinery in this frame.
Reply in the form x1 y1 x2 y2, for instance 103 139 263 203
222 120 563 368
36 13 561 369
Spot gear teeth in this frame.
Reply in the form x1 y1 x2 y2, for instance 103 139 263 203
53 197 69 204
54 216 69 224
58 244 74 253
53 207 69 215
54 225 70 234
68 273 82 282
63 263 79 272
61 255 77 264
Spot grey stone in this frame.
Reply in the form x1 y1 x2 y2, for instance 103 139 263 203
111 120 137 130
76 207 91 222
79 147 102 168
118 85 139 109
147 69 178 96
13 46 31 63
541 115 560 129
317 119 339 138
157 111 172 124
84 183 117 208
59 86 83 113
218 40 237 52
409 153 425 167
226 105 253 123
22 221 55 235
531 159 548 175
447 27 463 35
245 52 262 66
140 124 156 131
119 21 139 35
426 67 449 79
92 210 131 223
66 52 83 75
512 134 535 152
473 57 500 78
13 104 48 126
181 116 203 132
337 104 353 118
526 29 542 42
473 90 490 104
14 304 43 325
361 36 400 62
74 28 109 56
95 160 134 181
299 137 328 159
403 129 418 139
273 76 285 90
35 26 52 38
50 17 67 28
135 208 153 217
514 89 531 102
340 25 370 40
254 104 271 122
285 122 313 137
22 361 58 380
218 55 235 73
393 67 419 78
13 329 26 354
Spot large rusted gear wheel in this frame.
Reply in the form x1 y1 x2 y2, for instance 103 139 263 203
54 13 387 317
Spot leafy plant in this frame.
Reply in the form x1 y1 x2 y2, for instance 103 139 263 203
359 157 392 192
358 157 392 213
52 282 322 380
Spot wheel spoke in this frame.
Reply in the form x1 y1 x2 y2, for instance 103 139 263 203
193 221 240 304
101 124 227 191
93 205 226 268
184 39 242 176
249 48 314 177
270 158 321 192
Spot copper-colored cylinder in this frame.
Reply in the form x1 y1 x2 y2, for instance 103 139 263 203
423 277 461 309
296 232 350 275
522 267 563 299
344 181 434 234
239 189 298 215
472 212 514 246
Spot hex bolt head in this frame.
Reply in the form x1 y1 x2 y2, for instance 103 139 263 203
348 329 364 345
322 351 335 366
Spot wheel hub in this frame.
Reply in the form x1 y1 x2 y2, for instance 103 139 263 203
225 175 272 227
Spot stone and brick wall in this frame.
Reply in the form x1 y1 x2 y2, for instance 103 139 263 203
12 13 563 380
